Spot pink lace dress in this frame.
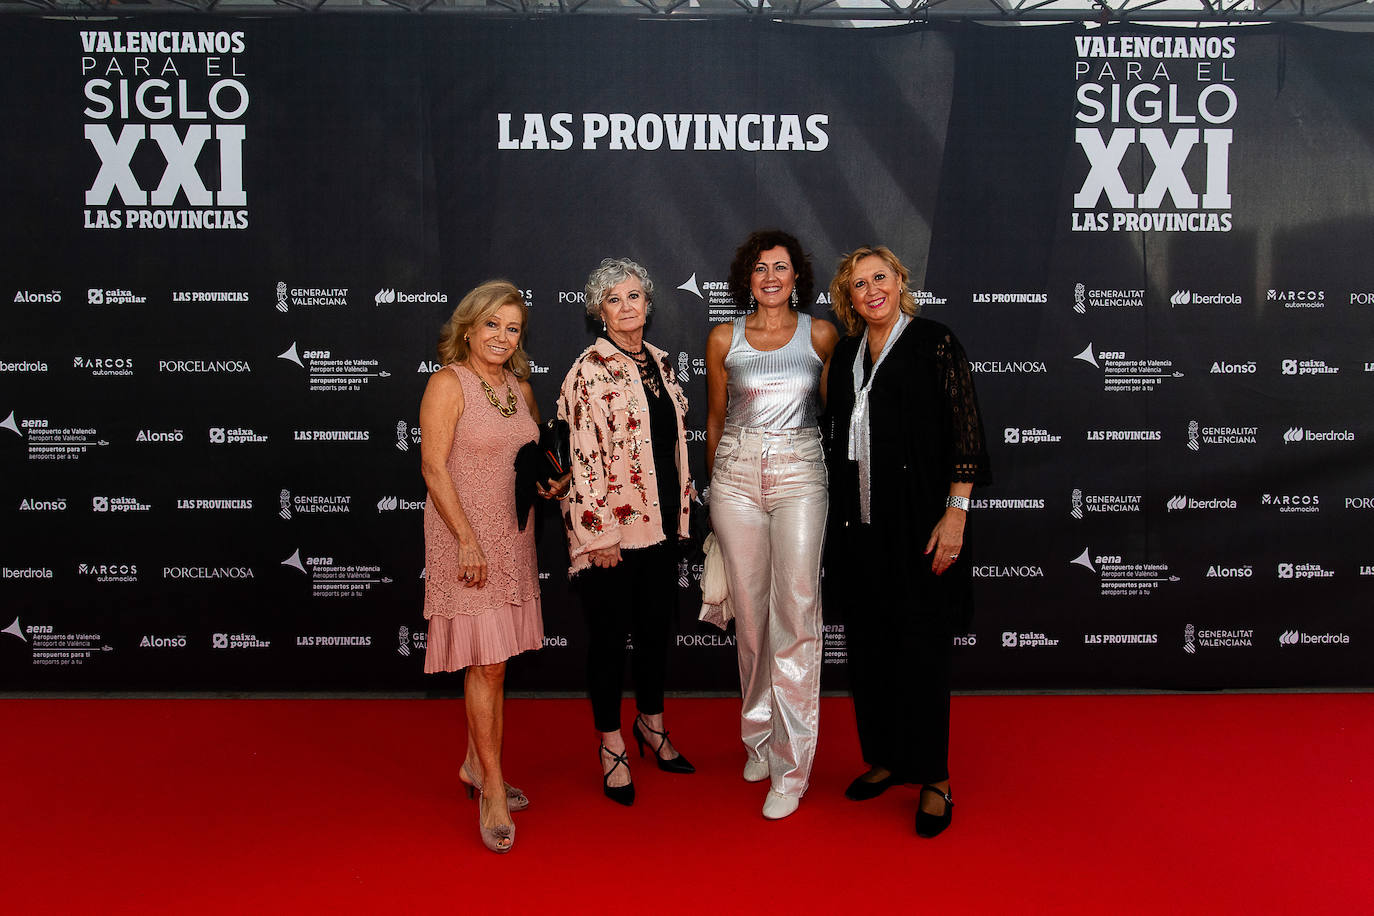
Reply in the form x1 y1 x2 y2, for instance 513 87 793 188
423 364 544 672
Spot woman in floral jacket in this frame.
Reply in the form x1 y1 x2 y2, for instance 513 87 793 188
558 257 695 806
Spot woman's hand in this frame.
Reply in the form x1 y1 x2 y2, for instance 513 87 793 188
537 472 572 500
588 545 622 569
456 536 488 588
924 509 965 576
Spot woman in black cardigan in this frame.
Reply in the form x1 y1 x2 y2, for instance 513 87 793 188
822 245 990 838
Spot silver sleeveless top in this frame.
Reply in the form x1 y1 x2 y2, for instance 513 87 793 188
723 312 823 430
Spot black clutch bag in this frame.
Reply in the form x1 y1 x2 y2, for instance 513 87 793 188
539 418 570 481
514 419 571 532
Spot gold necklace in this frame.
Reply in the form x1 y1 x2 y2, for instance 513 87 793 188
480 377 518 418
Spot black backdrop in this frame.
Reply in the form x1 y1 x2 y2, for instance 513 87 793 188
2 18 1371 691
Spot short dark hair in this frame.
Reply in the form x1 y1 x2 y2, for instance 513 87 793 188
727 229 814 310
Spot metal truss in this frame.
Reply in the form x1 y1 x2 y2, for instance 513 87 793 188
7 0 1374 25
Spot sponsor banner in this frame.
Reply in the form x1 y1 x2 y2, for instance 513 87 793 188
1 20 1372 692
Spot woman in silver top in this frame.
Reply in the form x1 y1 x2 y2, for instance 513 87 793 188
705 229 839 820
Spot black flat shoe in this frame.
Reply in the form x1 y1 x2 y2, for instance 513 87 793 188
844 770 901 801
600 744 635 806
915 785 953 838
633 715 696 774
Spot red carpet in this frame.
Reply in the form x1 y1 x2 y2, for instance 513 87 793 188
2 694 1371 914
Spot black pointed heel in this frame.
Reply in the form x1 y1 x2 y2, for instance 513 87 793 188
632 714 696 774
916 785 954 838
844 769 901 801
600 744 635 806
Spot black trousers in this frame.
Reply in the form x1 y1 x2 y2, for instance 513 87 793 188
838 542 954 785
574 542 677 733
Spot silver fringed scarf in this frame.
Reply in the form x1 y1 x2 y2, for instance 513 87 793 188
848 311 912 523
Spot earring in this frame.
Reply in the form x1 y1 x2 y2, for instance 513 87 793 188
790 288 799 308
601 318 607 332
748 293 756 309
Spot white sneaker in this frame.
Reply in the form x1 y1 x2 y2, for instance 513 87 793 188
743 758 769 783
762 790 800 820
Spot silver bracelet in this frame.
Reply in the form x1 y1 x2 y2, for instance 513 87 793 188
945 495 971 511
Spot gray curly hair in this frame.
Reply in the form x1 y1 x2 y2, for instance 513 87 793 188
583 257 654 319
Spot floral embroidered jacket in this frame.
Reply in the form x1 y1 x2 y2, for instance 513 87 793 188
557 338 692 575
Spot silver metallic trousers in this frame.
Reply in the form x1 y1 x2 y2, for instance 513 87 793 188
710 424 828 798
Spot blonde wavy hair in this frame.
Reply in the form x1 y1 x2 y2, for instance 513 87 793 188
437 279 531 378
829 245 920 337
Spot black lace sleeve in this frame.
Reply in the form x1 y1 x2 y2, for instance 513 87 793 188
935 329 992 486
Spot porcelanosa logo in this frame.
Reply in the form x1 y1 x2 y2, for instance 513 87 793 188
158 357 252 374
165 565 256 581
970 358 1048 374
81 30 249 231
374 288 448 305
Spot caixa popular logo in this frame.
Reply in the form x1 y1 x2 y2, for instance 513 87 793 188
1277 563 1334 580
91 495 151 513
82 31 249 231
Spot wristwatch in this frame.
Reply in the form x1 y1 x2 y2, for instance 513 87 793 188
945 495 971 511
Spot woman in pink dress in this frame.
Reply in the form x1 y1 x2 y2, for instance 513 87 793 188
419 279 561 854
